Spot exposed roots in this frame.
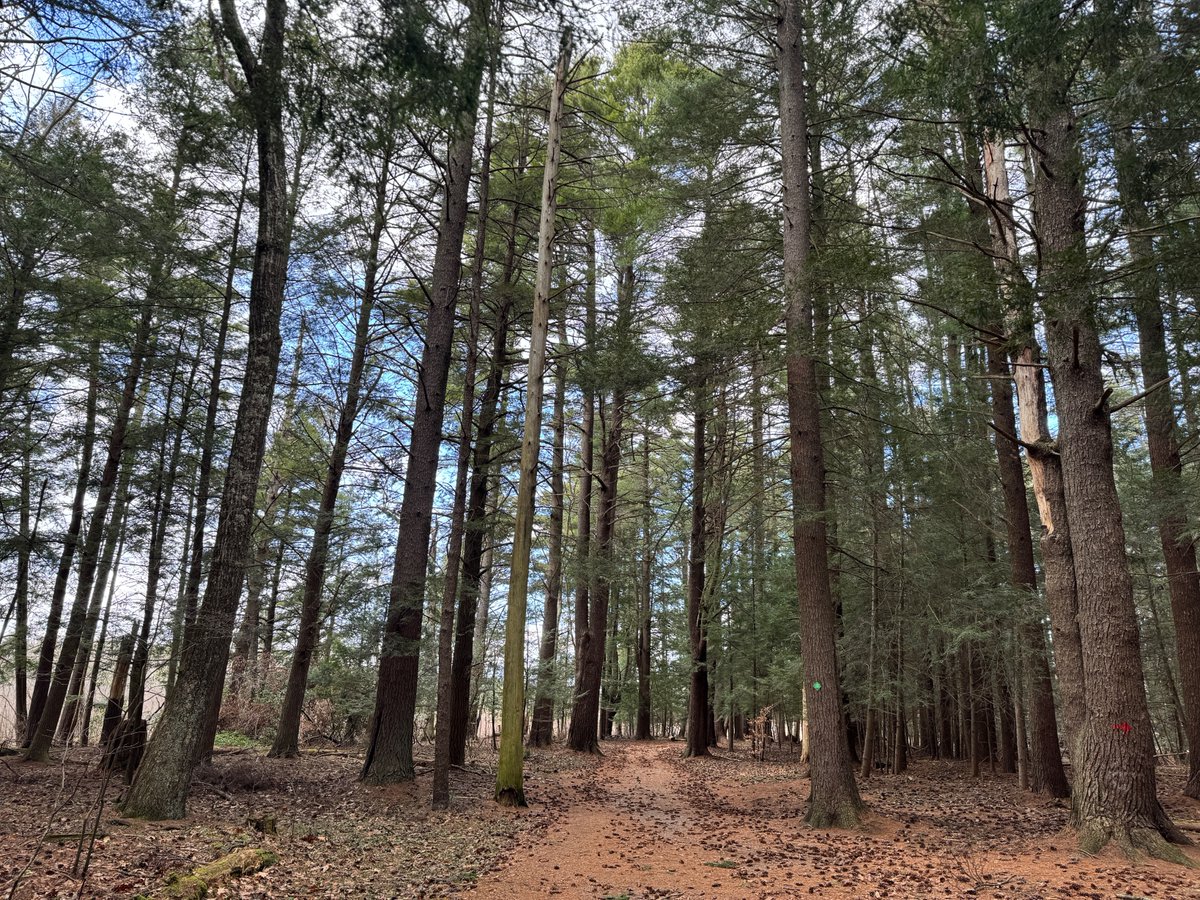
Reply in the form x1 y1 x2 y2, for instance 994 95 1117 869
495 786 527 807
806 798 863 830
359 764 414 785
1077 817 1195 864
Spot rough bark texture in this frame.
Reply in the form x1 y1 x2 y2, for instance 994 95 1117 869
1115 135 1200 800
363 2 489 783
564 230 597 753
635 423 653 740
1031 76 1184 854
778 0 862 827
987 340 1070 797
434 60 496 804
120 0 291 819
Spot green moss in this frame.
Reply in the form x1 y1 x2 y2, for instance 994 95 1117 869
164 874 207 899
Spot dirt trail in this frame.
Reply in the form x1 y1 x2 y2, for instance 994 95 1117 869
468 741 1200 900
469 741 755 899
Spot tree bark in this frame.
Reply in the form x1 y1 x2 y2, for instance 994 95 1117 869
567 264 630 754
564 227 597 753
433 55 498 803
495 36 568 804
171 154 249 692
635 421 653 740
26 295 153 762
120 0 292 819
529 316 569 748
684 380 709 759
447 161 525 766
986 337 1070 796
1113 129 1200 800
363 0 491 784
1030 72 1185 852
24 341 99 743
777 0 862 827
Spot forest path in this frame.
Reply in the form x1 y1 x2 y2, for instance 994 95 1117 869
465 740 1200 900
468 740 764 899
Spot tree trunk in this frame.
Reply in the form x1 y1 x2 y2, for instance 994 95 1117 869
26 296 154 762
24 341 99 743
529 316 569 748
564 228 598 753
363 0 490 784
496 39 568 804
171 154 249 691
777 0 862 827
272 158 388 761
124 328 199 735
101 631 135 748
1115 139 1200 799
635 421 653 740
685 381 710 759
120 0 292 819
10 418 43 736
1031 79 1185 852
448 166 524 766
985 334 1070 796
433 58 497 803
985 139 1087 759
568 263 630 755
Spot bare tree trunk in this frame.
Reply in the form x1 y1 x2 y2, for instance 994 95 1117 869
777 0 862 827
363 0 491 785
24 341 98 743
495 36 568 804
1115 139 1200 799
684 380 709 759
634 421 653 740
1031 73 1184 851
564 228 597 753
986 334 1070 796
171 155 250 689
121 0 292 819
433 58 498 802
10 416 43 736
272 156 389 761
529 315 568 748
128 328 202 731
26 295 154 762
984 139 1086 760
448 165 524 766
568 263 631 754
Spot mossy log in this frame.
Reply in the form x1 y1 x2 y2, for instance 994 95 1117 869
158 847 277 898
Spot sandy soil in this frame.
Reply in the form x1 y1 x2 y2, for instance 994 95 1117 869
468 741 1200 900
2 739 1198 898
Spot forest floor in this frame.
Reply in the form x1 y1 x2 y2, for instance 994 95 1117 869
1 738 1199 899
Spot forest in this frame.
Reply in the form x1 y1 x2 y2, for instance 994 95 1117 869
2 0 1200 896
